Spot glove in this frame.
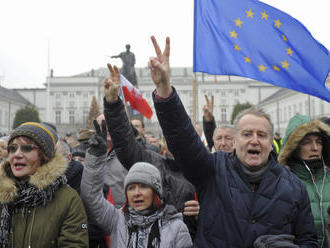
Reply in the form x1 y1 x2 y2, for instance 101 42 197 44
88 119 108 157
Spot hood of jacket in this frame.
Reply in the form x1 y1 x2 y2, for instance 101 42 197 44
278 117 330 166
0 153 68 203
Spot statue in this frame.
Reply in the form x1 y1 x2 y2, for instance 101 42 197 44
111 44 138 86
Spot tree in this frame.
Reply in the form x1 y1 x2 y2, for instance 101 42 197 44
13 106 41 129
86 96 100 128
231 102 253 124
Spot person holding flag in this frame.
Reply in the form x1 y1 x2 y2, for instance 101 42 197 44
148 34 318 247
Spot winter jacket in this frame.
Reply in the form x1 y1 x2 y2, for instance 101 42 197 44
203 115 216 152
103 149 128 208
81 152 193 248
0 154 89 248
104 98 195 212
153 88 318 248
279 115 330 247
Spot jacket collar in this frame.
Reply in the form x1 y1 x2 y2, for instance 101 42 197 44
0 153 67 203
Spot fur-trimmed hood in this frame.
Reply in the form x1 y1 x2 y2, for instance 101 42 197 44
0 153 68 203
278 119 330 166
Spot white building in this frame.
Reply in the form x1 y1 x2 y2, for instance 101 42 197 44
0 86 33 133
256 76 330 136
13 67 281 136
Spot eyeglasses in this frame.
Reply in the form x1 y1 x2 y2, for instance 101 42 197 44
7 144 40 154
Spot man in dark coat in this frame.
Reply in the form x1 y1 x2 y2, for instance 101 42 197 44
147 36 318 248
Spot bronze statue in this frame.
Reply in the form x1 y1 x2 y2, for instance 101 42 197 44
111 44 138 86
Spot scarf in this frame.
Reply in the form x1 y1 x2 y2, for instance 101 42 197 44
126 207 162 248
0 174 67 247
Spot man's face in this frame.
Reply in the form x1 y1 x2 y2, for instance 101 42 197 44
234 114 273 167
213 128 234 152
131 119 144 136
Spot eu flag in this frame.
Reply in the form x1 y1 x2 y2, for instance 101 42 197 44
193 0 330 102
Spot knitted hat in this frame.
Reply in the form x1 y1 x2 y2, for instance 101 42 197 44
124 162 163 197
8 122 58 158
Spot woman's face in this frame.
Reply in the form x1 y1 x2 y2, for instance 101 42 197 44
298 134 323 161
0 141 8 159
8 137 41 179
126 183 154 211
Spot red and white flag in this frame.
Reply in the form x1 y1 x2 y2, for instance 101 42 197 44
120 75 153 119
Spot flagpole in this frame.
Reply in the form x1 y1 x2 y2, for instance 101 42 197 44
46 39 50 122
193 73 197 125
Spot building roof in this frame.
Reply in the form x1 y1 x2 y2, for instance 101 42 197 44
258 87 291 104
0 85 31 105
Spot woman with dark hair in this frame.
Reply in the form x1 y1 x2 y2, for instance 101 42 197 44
279 114 330 248
0 122 88 247
81 120 192 247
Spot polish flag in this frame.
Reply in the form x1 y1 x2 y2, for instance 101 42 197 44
120 75 153 119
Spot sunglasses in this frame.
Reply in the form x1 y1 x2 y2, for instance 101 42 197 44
7 144 40 154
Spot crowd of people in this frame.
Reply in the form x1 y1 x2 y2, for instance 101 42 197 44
0 35 329 248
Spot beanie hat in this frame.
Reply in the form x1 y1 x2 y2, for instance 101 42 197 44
78 128 95 142
124 162 163 197
9 122 58 159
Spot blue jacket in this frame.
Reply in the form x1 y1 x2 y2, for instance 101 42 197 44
153 88 317 248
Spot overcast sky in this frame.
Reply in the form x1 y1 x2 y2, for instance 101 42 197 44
0 0 329 89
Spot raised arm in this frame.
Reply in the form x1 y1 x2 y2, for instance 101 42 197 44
149 36 214 186
103 64 166 171
203 95 216 151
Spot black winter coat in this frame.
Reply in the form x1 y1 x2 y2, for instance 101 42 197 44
103 98 196 212
153 88 318 248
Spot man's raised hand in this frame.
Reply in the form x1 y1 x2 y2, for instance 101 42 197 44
104 63 121 103
149 36 173 98
203 95 214 122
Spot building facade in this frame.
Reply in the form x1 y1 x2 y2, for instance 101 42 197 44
0 86 33 134
11 67 280 137
256 77 330 136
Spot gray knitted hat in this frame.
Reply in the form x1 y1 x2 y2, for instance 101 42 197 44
124 162 163 197
9 122 58 159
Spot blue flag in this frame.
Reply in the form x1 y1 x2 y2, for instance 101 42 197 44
193 0 330 102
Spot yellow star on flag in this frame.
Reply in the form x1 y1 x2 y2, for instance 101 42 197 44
261 11 269 20
234 18 243 28
282 34 287 42
281 60 290 69
230 30 238 38
244 57 251 63
274 19 282 28
246 9 255 18
234 44 241 51
273 65 280 71
258 64 267 72
286 47 294 56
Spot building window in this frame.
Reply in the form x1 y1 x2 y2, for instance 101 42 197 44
69 111 75 124
83 93 88 98
55 93 61 99
83 110 89 124
76 91 81 95
55 111 61 125
234 90 239 97
293 104 297 115
69 93 75 98
221 108 227 122
221 91 225 97
56 101 61 107
63 92 68 96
